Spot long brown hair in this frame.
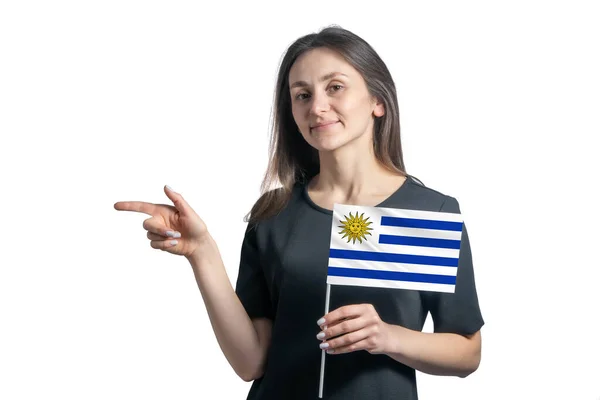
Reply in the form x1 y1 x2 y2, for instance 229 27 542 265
245 25 407 224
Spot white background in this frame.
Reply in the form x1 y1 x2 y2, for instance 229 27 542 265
1 1 598 399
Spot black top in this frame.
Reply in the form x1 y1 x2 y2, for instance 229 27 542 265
234 175 484 400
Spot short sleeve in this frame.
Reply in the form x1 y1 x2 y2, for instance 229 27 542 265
234 223 274 320
423 196 484 335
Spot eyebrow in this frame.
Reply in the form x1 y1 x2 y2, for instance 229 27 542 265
290 72 348 89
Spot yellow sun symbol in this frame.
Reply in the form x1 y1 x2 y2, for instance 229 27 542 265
338 212 373 244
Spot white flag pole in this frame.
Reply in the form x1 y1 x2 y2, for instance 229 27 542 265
318 283 331 398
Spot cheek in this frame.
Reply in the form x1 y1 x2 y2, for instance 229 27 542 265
291 105 305 126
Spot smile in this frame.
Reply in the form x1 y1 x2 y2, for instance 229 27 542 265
311 121 339 131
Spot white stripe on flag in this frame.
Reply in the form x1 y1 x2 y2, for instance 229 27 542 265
377 224 462 240
326 276 456 293
329 257 458 276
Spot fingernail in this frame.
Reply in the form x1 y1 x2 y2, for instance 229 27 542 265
172 232 181 238
316 332 325 340
319 343 329 349
166 231 175 237
166 185 177 193
170 240 178 246
326 349 334 354
317 318 326 326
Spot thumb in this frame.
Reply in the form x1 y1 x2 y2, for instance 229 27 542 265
164 185 192 214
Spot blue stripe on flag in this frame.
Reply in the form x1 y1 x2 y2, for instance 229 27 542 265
329 249 458 267
380 216 463 231
327 266 457 285
379 234 461 249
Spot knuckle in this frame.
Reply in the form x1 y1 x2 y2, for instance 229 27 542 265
348 333 360 344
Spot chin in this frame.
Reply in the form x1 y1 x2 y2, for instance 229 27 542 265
308 128 366 153
308 135 349 152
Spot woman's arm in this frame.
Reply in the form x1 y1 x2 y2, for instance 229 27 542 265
382 324 481 378
188 235 271 382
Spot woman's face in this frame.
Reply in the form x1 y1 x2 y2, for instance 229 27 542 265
288 47 384 153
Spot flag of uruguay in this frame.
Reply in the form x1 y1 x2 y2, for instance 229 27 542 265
327 203 464 293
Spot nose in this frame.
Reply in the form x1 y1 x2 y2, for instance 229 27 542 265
309 91 330 115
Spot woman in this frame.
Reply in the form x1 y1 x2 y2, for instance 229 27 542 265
114 26 484 400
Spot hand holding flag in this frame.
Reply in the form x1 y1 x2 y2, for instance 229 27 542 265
316 303 391 355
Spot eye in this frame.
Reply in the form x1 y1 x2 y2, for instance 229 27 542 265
293 84 343 101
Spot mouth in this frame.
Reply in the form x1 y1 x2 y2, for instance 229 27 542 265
311 121 339 130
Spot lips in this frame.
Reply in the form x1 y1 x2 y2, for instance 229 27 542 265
311 121 339 129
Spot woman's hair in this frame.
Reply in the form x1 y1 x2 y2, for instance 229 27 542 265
245 25 407 224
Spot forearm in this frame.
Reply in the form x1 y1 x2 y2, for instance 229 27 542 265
187 236 266 381
383 324 481 378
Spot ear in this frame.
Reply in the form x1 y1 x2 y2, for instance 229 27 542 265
373 101 385 118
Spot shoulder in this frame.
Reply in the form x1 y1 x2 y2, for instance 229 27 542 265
248 183 305 228
244 183 308 252
400 174 461 213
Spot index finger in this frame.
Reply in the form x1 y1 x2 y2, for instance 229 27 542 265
114 201 158 216
319 304 365 327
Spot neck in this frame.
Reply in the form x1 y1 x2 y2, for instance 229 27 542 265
311 134 402 198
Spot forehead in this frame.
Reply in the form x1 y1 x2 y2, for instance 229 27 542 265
288 47 358 84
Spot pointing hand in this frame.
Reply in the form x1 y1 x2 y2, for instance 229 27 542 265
114 185 208 259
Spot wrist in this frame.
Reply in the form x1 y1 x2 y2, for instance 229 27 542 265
383 323 411 356
186 234 220 267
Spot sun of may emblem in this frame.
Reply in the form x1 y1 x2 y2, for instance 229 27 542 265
338 212 373 244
